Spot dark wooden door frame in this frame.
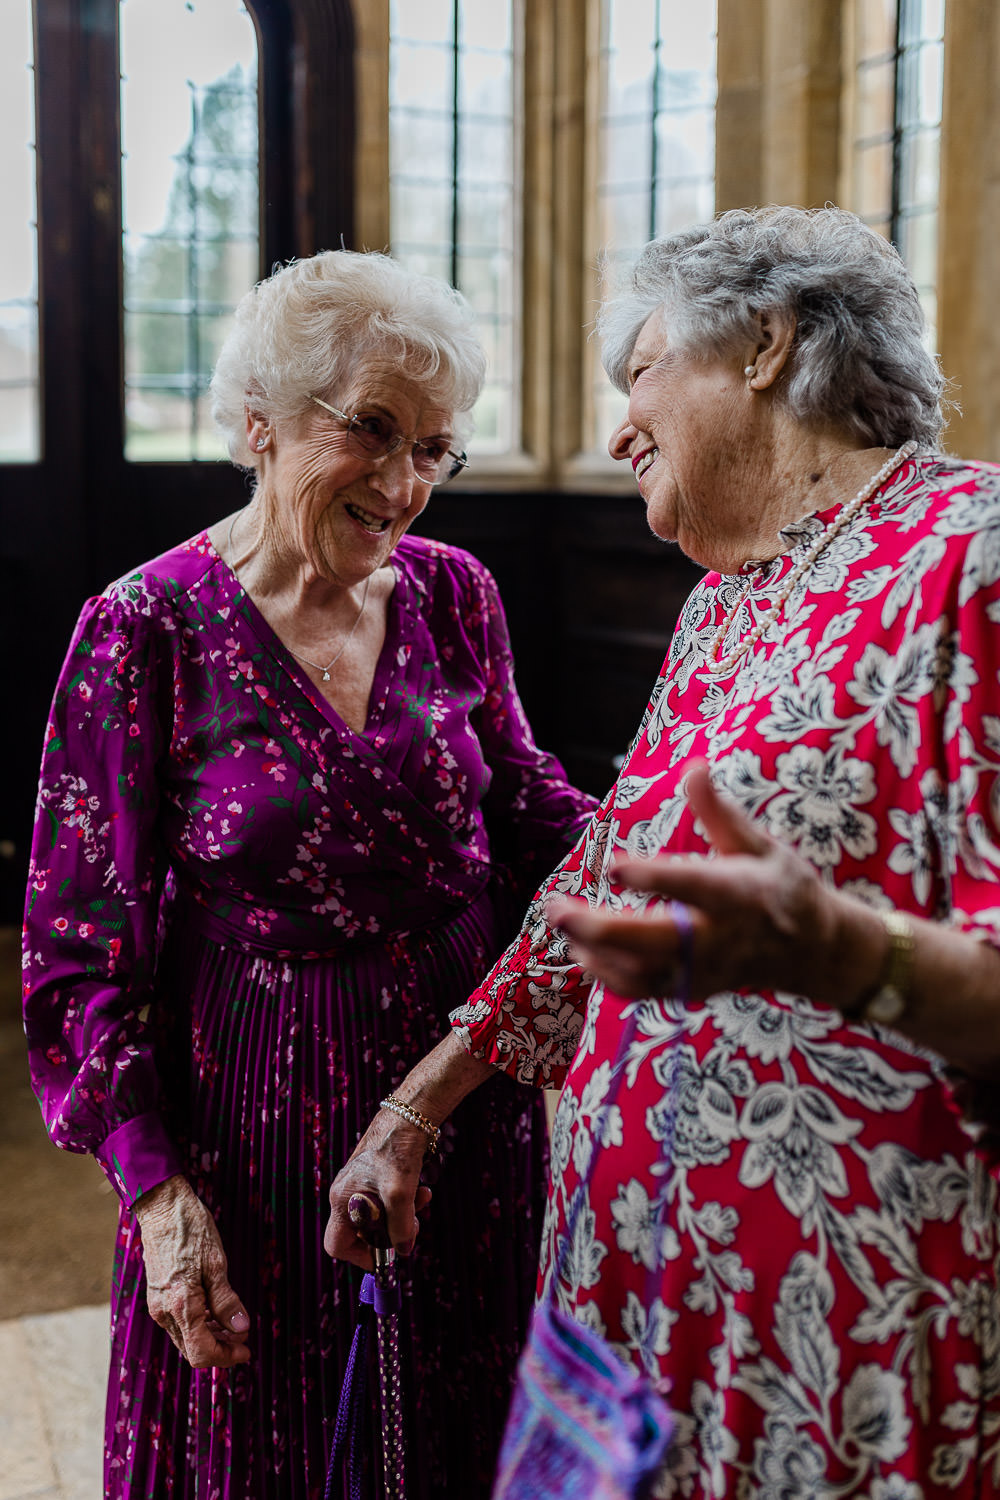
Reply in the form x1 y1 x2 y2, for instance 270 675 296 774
0 0 356 920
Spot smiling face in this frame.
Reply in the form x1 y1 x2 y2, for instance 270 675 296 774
607 309 766 569
252 359 456 588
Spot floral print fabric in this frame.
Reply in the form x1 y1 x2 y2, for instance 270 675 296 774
23 530 595 1498
455 454 1000 1497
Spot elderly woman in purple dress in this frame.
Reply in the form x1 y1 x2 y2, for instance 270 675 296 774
22 250 595 1499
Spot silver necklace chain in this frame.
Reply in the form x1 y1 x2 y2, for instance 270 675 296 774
226 510 373 683
287 574 372 680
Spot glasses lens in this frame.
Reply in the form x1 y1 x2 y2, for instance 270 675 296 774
339 409 466 484
439 452 468 485
410 440 451 483
346 413 394 458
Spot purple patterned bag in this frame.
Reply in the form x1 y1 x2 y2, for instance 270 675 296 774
491 1299 673 1499
491 902 692 1500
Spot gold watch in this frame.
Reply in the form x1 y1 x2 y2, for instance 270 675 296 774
855 909 916 1025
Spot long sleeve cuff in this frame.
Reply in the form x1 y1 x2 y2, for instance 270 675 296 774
450 1005 574 1089
96 1112 186 1207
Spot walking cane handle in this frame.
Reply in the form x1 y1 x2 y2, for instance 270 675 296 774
348 1190 394 1271
347 1190 382 1239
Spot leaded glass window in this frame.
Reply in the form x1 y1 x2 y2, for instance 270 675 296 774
848 0 944 346
388 0 518 457
590 0 718 453
120 0 259 461
0 1 40 463
894 0 944 340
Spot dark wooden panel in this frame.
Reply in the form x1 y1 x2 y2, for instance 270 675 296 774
413 492 705 798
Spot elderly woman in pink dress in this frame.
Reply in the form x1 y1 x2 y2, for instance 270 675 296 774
328 207 1000 1496
22 249 595 1499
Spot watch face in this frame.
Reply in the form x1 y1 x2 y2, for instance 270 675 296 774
864 984 906 1026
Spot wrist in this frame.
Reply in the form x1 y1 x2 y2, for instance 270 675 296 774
379 1094 441 1153
838 905 916 1026
133 1173 193 1224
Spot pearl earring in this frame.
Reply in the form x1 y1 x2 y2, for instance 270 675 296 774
743 365 757 378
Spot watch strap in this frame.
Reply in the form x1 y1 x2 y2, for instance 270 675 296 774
855 909 916 1026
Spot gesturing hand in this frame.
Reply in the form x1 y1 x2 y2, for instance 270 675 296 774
134 1175 252 1369
546 759 844 1007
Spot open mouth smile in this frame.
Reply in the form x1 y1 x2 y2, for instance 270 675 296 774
345 502 391 534
634 447 658 481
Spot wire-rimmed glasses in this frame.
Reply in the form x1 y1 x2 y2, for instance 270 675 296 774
308 395 469 485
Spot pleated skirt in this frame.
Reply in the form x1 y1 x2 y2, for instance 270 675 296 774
104 888 546 1499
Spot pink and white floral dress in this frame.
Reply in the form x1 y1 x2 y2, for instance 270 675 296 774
455 452 1000 1498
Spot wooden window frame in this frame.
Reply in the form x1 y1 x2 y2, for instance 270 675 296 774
937 0 1000 463
354 0 1000 485
353 0 628 493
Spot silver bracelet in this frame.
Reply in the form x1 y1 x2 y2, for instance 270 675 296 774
380 1094 441 1153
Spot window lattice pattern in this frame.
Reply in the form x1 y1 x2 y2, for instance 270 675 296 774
120 0 259 462
849 0 944 346
894 0 944 341
591 0 718 454
388 0 517 456
850 0 897 242
0 1 39 463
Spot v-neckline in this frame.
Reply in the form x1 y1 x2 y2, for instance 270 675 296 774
207 530 410 743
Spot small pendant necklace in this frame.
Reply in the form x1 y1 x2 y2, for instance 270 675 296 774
288 574 372 681
707 441 917 676
226 511 372 683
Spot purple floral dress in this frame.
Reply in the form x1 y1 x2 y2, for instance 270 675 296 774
22 529 595 1500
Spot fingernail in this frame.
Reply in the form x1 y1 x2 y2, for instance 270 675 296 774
398 1238 415 1257
230 1310 250 1332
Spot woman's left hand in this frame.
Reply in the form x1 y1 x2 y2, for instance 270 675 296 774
546 759 857 1007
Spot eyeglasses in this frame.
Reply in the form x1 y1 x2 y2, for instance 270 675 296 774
307 395 469 485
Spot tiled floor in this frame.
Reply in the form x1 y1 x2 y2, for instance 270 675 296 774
0 1305 107 1500
1 924 114 1498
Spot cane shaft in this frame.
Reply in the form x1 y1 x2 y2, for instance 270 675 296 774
375 1254 405 1499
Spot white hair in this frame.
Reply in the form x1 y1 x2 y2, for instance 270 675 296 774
210 250 488 468
598 205 946 450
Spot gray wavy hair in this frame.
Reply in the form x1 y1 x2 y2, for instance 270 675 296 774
598 205 945 450
210 249 488 468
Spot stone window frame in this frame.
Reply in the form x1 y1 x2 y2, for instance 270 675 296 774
352 0 1000 481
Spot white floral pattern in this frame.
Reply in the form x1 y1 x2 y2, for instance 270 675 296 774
455 454 1000 1496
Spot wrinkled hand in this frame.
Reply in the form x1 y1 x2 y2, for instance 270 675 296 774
324 1113 433 1270
547 759 845 1006
134 1175 251 1369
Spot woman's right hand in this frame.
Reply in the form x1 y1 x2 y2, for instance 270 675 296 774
133 1174 252 1369
324 1113 433 1269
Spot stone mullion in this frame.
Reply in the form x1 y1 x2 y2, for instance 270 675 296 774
937 0 1000 462
351 0 390 255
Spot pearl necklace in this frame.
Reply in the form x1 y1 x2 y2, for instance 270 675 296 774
706 441 917 675
226 511 372 683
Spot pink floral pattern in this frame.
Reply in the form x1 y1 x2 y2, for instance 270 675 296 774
456 454 1000 1497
